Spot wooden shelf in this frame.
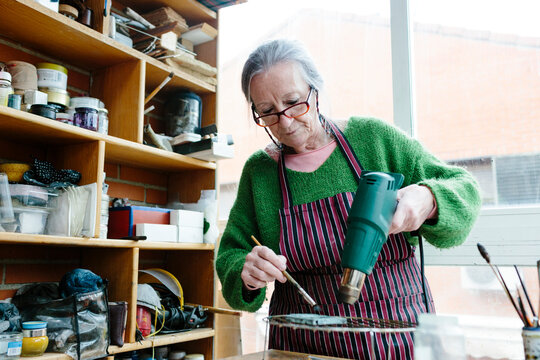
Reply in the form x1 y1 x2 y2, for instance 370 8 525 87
108 328 215 354
0 0 215 94
118 0 217 27
0 107 216 172
105 137 216 171
18 329 215 360
0 232 215 250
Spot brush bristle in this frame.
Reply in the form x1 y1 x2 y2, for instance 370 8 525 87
477 243 490 263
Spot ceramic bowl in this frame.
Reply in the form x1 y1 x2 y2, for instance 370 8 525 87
0 163 31 182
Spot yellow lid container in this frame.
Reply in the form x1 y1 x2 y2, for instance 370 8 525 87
36 63 68 75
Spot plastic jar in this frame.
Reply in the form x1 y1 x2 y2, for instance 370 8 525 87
36 63 68 90
0 332 23 359
74 107 98 131
0 70 14 107
414 313 465 360
21 321 48 357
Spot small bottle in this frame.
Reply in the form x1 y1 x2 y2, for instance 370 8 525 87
0 70 14 107
414 313 466 360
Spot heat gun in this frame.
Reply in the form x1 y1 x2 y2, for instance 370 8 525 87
338 171 404 304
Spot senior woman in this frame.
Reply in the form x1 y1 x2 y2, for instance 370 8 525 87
216 39 481 359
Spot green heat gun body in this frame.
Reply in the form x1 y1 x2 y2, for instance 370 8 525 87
338 171 404 304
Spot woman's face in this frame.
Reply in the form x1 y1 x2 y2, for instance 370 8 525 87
250 61 322 153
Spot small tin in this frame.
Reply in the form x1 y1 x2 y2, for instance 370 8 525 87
30 104 56 120
56 112 73 125
7 94 21 110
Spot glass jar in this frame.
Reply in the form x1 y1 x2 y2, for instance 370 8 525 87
21 321 48 357
414 313 466 360
97 108 109 134
73 107 98 131
0 70 14 107
0 332 23 359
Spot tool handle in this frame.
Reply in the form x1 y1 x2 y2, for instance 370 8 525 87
185 303 241 316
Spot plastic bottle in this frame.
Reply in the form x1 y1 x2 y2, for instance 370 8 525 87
414 313 466 360
0 70 14 107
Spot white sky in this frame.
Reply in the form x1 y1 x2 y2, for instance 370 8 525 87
218 0 540 65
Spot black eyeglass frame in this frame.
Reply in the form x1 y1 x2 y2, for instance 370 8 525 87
251 87 314 127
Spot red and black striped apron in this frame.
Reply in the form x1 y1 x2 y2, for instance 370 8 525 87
268 121 435 359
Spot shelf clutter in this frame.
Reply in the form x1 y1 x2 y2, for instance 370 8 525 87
110 5 218 88
0 0 223 359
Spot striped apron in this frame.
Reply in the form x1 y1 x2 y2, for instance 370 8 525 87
268 121 435 360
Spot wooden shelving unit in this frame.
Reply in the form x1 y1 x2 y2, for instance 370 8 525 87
0 0 219 358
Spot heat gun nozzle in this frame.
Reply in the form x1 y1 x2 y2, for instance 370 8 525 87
338 268 366 304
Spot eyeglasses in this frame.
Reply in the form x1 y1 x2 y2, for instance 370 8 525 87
252 88 313 127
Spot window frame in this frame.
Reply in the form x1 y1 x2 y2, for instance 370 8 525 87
389 0 540 266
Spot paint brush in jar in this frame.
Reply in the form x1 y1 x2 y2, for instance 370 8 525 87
250 235 321 312
514 265 537 326
477 243 526 326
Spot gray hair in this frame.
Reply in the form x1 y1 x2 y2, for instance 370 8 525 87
241 39 324 102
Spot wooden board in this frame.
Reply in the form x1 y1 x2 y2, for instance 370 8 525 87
221 349 351 360
0 233 214 250
116 0 216 27
92 60 145 143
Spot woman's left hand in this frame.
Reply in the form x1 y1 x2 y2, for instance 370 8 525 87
389 184 436 234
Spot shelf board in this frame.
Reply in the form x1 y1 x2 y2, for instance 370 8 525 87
105 137 216 171
146 58 216 94
0 232 215 250
108 328 215 354
0 107 216 172
0 0 135 70
0 0 215 94
16 329 215 360
117 0 217 27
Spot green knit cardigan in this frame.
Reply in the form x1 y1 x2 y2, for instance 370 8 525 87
216 117 481 312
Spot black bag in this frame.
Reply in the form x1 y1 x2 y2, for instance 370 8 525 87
149 283 207 334
12 282 109 360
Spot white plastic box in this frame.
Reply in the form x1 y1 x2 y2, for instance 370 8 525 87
136 223 177 243
170 209 204 243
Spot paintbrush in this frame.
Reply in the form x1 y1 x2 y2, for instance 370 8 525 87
250 235 321 312
517 286 533 327
514 265 537 326
537 260 540 327
477 243 526 325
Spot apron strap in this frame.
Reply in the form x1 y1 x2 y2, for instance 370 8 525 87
278 151 294 209
327 120 363 182
278 119 364 206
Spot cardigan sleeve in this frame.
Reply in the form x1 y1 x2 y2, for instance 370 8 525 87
216 155 267 312
379 119 481 248
411 147 482 248
347 117 482 249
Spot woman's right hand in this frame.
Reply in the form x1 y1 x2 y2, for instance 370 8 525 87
241 245 287 290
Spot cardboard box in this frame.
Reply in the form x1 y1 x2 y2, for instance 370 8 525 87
136 223 177 243
108 206 170 239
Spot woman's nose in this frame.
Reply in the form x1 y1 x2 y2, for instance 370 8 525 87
278 113 293 127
